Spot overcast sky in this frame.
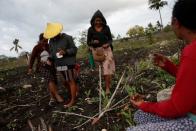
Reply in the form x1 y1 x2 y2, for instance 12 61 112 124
0 0 175 57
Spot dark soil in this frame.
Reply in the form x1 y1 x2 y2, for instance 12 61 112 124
0 41 182 131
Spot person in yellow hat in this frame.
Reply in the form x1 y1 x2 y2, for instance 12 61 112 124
44 23 78 108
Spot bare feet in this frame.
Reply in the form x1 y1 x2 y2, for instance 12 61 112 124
64 100 75 108
55 95 64 103
106 89 110 95
76 85 79 97
48 98 56 106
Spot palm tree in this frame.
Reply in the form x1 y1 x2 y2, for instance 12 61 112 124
156 21 162 31
148 0 168 30
10 39 22 53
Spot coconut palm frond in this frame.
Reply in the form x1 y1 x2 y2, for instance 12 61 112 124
10 38 22 53
148 0 160 5
160 1 168 7
149 0 167 10
149 4 159 10
13 39 19 45
18 45 22 49
10 47 14 51
148 0 167 30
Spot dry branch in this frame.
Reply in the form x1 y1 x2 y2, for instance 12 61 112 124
40 117 47 131
1 104 36 113
92 71 125 125
53 111 92 119
27 119 35 131
98 65 102 114
58 70 128 129
73 113 100 129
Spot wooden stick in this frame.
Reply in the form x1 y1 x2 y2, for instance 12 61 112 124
74 71 128 128
109 102 130 111
120 76 129 93
110 95 129 109
27 119 35 131
73 94 129 129
1 104 36 112
104 70 125 110
39 117 47 131
53 111 92 119
98 65 102 114
73 113 100 129
92 71 126 124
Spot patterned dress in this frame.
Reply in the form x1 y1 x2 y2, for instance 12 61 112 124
126 110 196 131
102 47 115 75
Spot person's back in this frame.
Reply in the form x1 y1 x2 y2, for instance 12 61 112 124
168 40 196 115
44 23 78 108
49 33 77 67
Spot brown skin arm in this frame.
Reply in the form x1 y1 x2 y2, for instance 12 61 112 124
153 53 169 68
130 94 145 108
28 45 38 74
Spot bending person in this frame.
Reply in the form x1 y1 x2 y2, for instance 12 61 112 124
28 33 63 106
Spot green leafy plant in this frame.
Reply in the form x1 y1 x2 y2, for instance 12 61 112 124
125 86 136 96
7 120 17 130
84 90 91 98
121 109 133 126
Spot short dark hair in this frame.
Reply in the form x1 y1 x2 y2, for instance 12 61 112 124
39 33 44 41
172 0 196 31
47 57 54 63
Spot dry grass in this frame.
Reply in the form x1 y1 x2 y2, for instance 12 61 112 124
0 57 27 71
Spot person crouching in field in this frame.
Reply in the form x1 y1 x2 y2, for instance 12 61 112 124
127 0 196 130
28 33 64 106
44 23 78 108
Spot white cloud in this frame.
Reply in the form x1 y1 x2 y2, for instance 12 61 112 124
0 0 175 57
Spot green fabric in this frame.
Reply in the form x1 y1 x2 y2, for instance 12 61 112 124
89 52 95 68
188 113 196 122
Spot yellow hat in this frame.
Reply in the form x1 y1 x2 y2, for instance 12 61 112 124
43 23 63 39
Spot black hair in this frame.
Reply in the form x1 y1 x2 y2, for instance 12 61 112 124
39 33 44 41
173 0 196 30
90 10 107 26
47 57 53 63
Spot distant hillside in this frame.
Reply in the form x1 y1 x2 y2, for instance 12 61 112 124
0 55 8 60
76 31 176 59
0 56 26 70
